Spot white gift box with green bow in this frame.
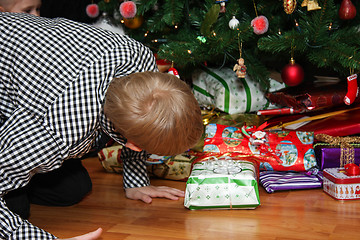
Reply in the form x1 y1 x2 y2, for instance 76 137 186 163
184 157 260 210
192 67 285 114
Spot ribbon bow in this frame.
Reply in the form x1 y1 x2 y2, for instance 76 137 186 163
241 122 282 162
207 156 242 175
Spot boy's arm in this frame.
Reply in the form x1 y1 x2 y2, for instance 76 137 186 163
120 147 150 189
0 109 60 239
0 198 55 239
120 147 185 203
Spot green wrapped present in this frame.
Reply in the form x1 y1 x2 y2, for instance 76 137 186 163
184 153 260 210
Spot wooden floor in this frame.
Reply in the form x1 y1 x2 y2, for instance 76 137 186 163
29 156 360 240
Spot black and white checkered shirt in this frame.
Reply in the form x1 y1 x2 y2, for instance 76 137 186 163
0 13 157 239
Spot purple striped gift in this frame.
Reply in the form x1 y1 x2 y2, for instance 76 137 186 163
260 170 323 193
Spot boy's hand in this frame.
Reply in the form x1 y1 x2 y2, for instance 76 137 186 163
125 185 185 203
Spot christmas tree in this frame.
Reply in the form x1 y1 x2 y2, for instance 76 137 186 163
96 0 360 89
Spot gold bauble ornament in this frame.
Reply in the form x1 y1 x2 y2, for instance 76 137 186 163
283 0 297 14
123 15 144 29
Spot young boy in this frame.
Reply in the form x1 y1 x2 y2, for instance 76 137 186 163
0 0 41 15
0 12 203 240
0 0 97 223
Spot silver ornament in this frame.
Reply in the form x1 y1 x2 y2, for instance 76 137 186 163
229 16 240 30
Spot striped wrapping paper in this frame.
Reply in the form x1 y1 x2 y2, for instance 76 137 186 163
260 170 323 193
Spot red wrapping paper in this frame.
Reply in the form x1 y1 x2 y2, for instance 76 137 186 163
203 123 317 171
296 108 360 136
265 104 360 137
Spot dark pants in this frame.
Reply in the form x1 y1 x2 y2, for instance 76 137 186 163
1 119 111 219
4 159 92 219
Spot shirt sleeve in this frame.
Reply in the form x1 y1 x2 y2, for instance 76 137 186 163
99 114 150 189
120 147 150 189
0 199 56 239
0 108 62 239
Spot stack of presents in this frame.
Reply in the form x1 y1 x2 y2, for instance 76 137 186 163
98 67 360 210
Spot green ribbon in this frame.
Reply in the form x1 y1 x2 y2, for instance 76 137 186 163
201 66 230 113
188 177 256 186
239 78 252 113
193 84 215 99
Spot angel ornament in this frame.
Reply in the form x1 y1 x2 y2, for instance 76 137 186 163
233 58 247 78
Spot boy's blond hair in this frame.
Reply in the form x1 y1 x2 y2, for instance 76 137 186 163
104 71 203 156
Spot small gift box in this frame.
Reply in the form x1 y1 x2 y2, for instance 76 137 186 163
260 169 323 193
184 153 260 210
147 152 200 181
203 123 317 172
314 144 360 170
315 134 360 170
98 144 199 181
323 167 360 200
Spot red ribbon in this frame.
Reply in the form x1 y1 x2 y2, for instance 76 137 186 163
344 163 360 176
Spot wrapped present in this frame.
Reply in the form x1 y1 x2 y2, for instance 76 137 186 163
192 67 284 114
259 169 323 193
147 152 200 181
296 106 360 136
203 123 317 171
98 144 124 173
201 108 265 128
98 144 199 181
184 153 260 210
192 108 266 152
323 167 360 200
265 104 360 136
266 83 360 111
315 144 360 170
315 134 360 170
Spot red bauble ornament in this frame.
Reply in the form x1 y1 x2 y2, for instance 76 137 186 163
339 0 357 20
86 4 99 18
281 59 304 86
251 15 269 35
119 1 137 19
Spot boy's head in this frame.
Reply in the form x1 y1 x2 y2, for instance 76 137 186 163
104 71 203 156
0 0 41 16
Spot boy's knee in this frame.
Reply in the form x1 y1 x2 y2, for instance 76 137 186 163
4 188 30 219
28 159 92 206
53 177 92 206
